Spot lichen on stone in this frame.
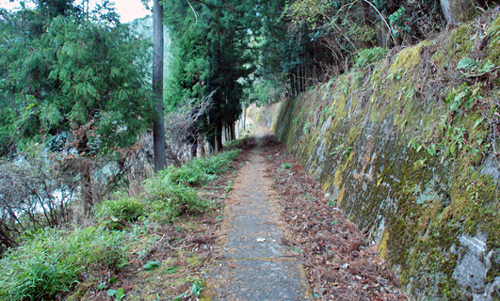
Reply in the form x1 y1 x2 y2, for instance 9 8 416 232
264 11 500 301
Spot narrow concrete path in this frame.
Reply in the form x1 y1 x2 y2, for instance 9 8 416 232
205 138 311 300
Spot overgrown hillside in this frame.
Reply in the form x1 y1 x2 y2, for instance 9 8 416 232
264 10 500 300
0 141 249 300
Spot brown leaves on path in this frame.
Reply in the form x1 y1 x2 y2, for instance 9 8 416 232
261 135 408 301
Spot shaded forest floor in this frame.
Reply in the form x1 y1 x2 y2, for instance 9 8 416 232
82 123 407 301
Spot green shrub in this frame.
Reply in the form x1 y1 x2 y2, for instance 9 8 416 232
162 149 241 186
94 197 146 229
142 149 240 222
144 179 209 221
0 227 127 301
160 164 212 186
354 47 387 68
191 149 240 176
223 138 244 149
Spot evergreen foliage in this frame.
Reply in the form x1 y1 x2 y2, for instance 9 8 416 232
0 1 154 156
164 0 259 151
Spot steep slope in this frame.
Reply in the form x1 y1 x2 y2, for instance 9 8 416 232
261 10 500 300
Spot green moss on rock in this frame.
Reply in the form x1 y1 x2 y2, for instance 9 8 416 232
264 11 500 301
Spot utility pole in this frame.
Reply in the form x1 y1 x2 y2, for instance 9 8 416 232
153 0 166 172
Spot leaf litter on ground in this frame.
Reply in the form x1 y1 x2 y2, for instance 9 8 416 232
260 135 407 301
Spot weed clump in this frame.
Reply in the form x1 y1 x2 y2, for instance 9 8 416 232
0 227 127 301
354 47 388 69
142 149 241 221
94 197 146 229
143 181 206 221
155 149 240 186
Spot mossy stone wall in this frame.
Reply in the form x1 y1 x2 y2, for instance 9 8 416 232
246 102 282 128
267 12 500 300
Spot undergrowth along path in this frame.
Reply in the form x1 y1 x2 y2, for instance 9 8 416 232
205 128 312 300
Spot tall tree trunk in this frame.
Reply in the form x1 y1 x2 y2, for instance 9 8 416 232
313 43 318 83
198 133 205 158
214 126 219 153
209 138 215 155
222 123 225 144
300 66 304 93
302 64 307 92
230 123 235 141
82 162 93 216
440 0 457 24
215 120 223 153
77 135 93 216
295 70 299 95
299 65 304 94
243 105 246 131
300 66 303 93
153 0 166 172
